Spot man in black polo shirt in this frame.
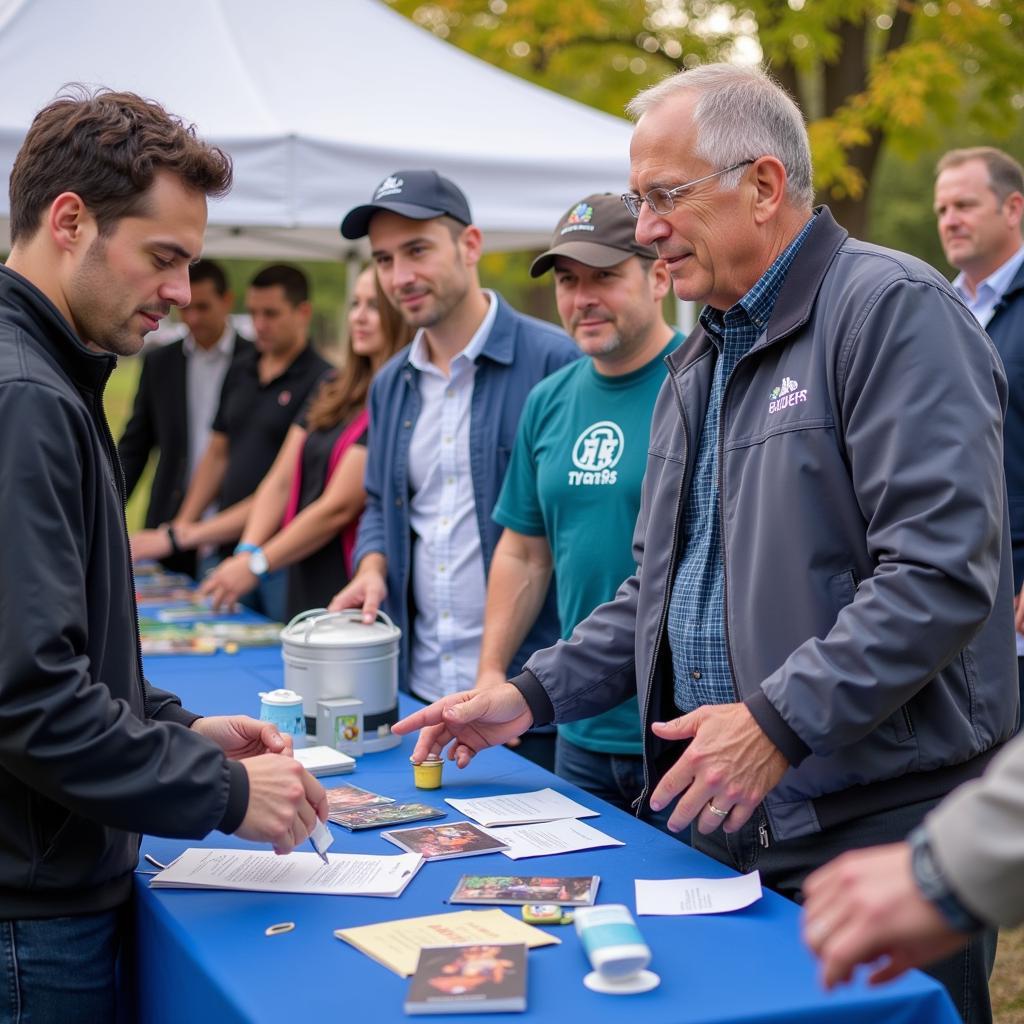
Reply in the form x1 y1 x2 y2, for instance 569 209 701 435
118 258 252 579
131 264 330 620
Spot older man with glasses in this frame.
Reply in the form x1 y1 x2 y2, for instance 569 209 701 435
395 63 1015 1023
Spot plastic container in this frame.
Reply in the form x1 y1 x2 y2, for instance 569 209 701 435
573 904 659 994
258 688 307 744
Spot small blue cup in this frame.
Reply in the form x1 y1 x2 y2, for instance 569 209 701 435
258 689 306 743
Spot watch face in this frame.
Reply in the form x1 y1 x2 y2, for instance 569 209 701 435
249 549 269 576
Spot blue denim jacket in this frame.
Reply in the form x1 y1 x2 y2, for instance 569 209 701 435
355 293 579 691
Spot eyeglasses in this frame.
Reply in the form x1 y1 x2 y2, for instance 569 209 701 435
621 160 756 218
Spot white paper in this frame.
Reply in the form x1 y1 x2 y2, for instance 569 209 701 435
485 818 624 860
635 871 762 915
150 848 422 897
445 787 598 827
295 745 356 777
1016 632 1024 657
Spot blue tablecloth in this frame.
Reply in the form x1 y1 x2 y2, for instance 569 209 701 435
137 644 960 1024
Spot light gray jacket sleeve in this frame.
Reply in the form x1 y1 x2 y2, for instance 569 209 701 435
926 732 1024 928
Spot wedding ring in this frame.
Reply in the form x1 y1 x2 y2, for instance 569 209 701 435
707 801 730 818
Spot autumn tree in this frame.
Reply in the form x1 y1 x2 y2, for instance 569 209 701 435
387 0 1024 237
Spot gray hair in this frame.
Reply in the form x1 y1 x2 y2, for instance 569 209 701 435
626 64 814 211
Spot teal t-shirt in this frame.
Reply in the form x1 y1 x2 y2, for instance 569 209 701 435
493 332 684 754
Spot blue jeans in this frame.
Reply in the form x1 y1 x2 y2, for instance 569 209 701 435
693 796 996 1024
554 734 679 838
0 910 121 1024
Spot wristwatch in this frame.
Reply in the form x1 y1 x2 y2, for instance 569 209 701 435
908 826 984 933
247 546 269 578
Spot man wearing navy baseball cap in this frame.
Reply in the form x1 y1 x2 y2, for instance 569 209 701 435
331 170 578 729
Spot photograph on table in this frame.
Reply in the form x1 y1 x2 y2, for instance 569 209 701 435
448 874 600 906
382 822 509 861
326 785 395 814
332 802 447 830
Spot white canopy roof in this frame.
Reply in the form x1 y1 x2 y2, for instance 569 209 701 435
0 0 634 258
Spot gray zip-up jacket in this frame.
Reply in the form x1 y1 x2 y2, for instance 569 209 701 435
512 208 1019 842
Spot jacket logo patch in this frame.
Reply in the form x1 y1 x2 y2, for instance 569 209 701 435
569 420 623 485
768 376 807 414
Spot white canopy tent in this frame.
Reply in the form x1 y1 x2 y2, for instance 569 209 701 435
0 0 635 259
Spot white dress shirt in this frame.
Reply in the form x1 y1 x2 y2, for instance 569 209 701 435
953 244 1024 328
406 292 498 702
184 326 236 483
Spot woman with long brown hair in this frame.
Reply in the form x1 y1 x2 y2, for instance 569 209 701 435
200 267 411 618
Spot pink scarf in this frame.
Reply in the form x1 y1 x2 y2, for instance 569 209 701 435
282 408 369 577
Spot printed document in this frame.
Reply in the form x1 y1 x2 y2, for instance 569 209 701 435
446 788 598 827
486 818 624 860
635 871 763 915
149 848 421 897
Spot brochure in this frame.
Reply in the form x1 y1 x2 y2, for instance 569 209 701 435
405 943 526 1014
334 908 558 977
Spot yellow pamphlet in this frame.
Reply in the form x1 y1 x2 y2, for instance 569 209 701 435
333 908 559 976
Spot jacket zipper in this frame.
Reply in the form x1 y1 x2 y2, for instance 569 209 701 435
636 369 694 815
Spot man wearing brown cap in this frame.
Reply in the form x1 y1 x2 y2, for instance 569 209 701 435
474 193 682 816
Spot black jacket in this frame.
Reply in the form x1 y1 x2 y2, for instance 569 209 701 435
118 331 253 576
0 264 247 918
984 260 1024 588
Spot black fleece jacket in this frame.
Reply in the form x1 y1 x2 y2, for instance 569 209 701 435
0 264 247 918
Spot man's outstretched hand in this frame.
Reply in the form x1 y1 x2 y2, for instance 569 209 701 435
392 684 534 767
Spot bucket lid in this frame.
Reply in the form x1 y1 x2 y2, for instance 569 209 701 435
259 688 303 706
280 609 401 648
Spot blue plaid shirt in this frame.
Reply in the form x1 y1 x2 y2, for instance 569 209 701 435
668 217 814 713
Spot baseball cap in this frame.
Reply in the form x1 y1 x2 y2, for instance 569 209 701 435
340 170 473 240
529 193 657 278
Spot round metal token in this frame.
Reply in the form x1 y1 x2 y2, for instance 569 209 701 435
264 921 295 937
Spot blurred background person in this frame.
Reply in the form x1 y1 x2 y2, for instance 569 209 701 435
118 258 251 577
131 263 331 621
200 267 411 620
934 147 1024 727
